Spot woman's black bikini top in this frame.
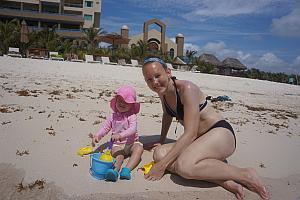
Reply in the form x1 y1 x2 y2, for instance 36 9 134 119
163 77 207 120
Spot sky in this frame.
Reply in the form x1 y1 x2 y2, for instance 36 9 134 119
100 0 300 74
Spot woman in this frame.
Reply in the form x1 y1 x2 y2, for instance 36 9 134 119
142 57 269 200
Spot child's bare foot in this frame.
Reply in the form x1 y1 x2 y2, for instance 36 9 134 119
241 168 269 199
222 180 245 200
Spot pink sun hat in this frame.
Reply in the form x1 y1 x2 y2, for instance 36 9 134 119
110 86 140 114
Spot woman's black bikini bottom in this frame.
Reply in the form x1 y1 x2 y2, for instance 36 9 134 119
205 120 236 148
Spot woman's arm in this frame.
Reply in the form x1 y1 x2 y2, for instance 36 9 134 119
159 105 173 144
144 100 173 150
145 82 201 180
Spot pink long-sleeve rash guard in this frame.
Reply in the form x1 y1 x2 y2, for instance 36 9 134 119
95 112 139 145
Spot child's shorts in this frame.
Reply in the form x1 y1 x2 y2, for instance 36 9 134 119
112 141 143 156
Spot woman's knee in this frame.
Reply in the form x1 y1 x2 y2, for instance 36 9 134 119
174 155 208 179
153 146 167 162
173 155 191 179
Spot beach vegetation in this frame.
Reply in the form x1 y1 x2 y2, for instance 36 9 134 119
244 68 299 85
29 26 61 51
195 61 218 74
16 150 29 156
161 54 176 65
129 40 150 61
82 27 106 54
0 19 298 85
183 50 299 85
16 178 46 192
0 19 20 54
185 50 197 64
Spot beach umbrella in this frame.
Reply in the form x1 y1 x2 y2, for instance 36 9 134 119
198 53 222 66
173 56 187 65
97 33 130 56
20 20 29 44
97 33 129 47
173 56 189 70
222 58 247 70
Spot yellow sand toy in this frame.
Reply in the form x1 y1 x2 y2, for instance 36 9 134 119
77 146 93 157
99 150 113 162
140 161 155 175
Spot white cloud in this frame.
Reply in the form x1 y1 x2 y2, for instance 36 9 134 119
183 0 272 20
180 41 298 74
292 55 300 67
202 41 226 53
129 0 287 21
191 41 256 67
184 43 200 52
253 53 287 72
271 8 300 37
199 41 253 64
289 55 300 74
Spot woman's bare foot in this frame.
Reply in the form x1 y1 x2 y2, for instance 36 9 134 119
216 180 245 200
241 168 269 199
224 180 245 200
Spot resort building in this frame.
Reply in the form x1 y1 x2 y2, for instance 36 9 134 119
0 0 101 38
119 19 184 58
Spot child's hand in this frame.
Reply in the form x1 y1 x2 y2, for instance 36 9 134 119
111 134 122 142
92 134 100 147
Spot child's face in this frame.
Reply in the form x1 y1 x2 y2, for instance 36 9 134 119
115 96 132 113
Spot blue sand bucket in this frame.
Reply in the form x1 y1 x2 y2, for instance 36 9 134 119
90 152 114 180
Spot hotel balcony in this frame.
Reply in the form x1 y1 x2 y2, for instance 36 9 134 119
0 8 84 24
64 2 83 9
64 0 83 11
23 25 83 38
57 29 84 38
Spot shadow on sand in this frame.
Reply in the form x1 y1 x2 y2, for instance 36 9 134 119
94 135 176 151
139 135 176 145
170 174 217 188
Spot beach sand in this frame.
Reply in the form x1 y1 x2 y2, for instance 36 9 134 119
0 56 300 199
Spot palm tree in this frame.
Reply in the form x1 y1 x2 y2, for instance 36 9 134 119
246 68 261 79
196 61 217 74
185 50 197 64
0 19 20 54
162 54 175 64
56 38 72 55
82 27 106 54
28 26 60 51
130 40 149 61
114 48 130 61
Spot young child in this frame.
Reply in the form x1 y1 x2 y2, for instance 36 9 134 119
92 86 144 182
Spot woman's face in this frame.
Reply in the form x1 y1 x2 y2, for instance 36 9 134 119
116 96 132 113
142 62 171 95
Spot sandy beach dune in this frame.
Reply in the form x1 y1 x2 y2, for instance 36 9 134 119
0 56 300 199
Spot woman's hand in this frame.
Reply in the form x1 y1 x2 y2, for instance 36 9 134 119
144 161 166 181
143 142 161 151
111 134 122 142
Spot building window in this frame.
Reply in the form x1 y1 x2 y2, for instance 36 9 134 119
85 1 93 7
84 14 93 21
149 42 159 52
169 48 174 58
